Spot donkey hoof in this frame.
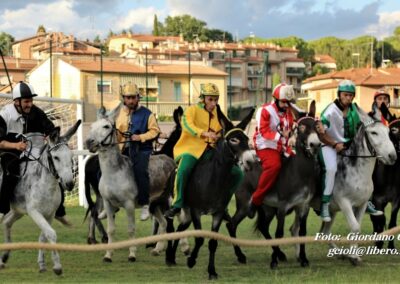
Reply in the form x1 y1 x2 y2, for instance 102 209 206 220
146 243 157 249
182 249 191 256
87 238 98 245
101 236 108 244
2 254 9 263
39 267 47 273
0 263 5 269
349 257 361 266
300 259 309 267
237 253 247 264
151 249 161 256
53 268 63 275
187 257 196 268
103 257 112 263
270 261 278 270
208 273 218 280
166 259 176 266
128 256 136 262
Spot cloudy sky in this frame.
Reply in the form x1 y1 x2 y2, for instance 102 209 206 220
1 0 400 41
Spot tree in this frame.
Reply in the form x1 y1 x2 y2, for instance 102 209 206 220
37 25 46 34
272 73 281 90
163 15 207 41
203 29 233 42
93 35 102 45
153 14 160 36
0 32 15 56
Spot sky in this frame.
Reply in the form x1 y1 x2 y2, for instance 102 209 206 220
1 0 400 41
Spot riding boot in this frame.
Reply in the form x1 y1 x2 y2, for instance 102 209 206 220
320 202 331 222
164 207 181 219
366 201 383 216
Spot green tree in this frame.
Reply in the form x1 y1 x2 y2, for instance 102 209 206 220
203 29 233 42
153 14 160 36
163 15 207 41
0 32 15 56
272 73 281 90
37 25 46 34
93 35 101 45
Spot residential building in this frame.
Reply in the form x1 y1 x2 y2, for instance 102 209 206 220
0 57 39 92
302 68 400 115
313 54 337 72
27 56 227 122
12 29 100 60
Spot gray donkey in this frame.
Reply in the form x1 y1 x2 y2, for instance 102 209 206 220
85 106 176 262
0 120 81 275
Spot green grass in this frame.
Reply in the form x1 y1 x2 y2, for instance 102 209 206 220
1 202 400 283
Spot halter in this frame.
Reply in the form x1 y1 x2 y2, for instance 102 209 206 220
295 116 317 157
99 119 131 147
339 119 380 158
388 119 400 153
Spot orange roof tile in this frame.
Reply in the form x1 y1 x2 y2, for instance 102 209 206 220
314 54 336 64
149 64 227 76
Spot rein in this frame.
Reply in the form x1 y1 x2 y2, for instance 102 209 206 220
338 120 381 159
100 121 131 147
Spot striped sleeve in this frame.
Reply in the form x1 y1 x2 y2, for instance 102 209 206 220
182 106 205 137
259 107 280 142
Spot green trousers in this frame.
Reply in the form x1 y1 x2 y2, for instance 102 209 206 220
172 153 244 209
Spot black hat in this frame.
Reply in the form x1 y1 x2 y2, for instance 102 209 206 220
12 81 38 100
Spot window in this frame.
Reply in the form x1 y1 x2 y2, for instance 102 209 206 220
158 81 162 97
174 82 182 101
209 52 214 59
97 80 111 94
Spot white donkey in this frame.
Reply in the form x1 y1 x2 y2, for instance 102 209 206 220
0 120 81 275
311 105 397 264
85 107 176 262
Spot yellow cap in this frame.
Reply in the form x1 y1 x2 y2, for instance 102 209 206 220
200 83 219 97
121 82 140 96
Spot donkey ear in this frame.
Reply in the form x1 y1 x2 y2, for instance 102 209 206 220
173 106 183 126
61 120 81 142
49 126 61 143
370 103 382 121
97 106 107 120
308 100 316 118
107 103 122 122
217 104 234 130
236 107 255 130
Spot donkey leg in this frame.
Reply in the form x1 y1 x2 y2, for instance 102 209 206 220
166 217 191 265
87 214 97 244
151 207 167 256
38 232 47 272
297 207 310 267
125 202 137 262
28 211 62 275
103 201 116 262
0 211 22 269
187 212 204 269
226 207 248 264
177 212 191 256
271 207 287 269
146 218 159 249
208 214 224 280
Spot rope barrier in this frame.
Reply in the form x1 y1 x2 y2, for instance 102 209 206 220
1 225 400 252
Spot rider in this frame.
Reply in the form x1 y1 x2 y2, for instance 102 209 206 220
247 83 296 218
0 81 71 226
316 79 383 222
164 83 244 218
115 82 160 221
371 89 391 125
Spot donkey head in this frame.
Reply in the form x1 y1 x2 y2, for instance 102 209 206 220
86 105 121 153
356 104 397 165
217 105 255 163
292 101 321 156
48 120 81 191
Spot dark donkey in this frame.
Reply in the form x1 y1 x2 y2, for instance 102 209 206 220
84 106 184 246
226 101 321 268
165 105 255 280
370 105 400 249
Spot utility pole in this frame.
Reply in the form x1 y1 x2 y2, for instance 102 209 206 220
188 50 191 106
50 37 53 98
264 50 269 102
370 36 374 74
228 52 232 118
145 47 149 108
100 43 103 109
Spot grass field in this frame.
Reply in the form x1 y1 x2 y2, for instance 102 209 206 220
1 202 400 283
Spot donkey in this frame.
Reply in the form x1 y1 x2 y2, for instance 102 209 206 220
310 105 396 265
0 120 81 275
85 107 176 262
226 101 322 268
370 107 400 249
165 105 255 280
84 106 189 255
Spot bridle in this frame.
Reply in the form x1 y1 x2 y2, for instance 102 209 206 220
295 116 319 157
99 119 131 147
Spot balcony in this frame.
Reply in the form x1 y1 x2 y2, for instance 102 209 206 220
286 67 305 77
